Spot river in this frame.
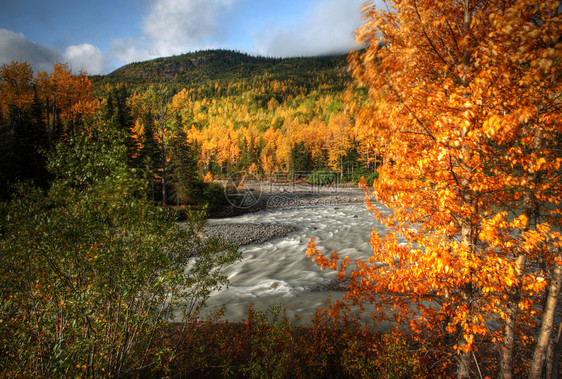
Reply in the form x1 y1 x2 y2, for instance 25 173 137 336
200 201 401 323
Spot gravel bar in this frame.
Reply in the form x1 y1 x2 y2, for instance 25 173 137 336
210 185 366 218
203 223 299 247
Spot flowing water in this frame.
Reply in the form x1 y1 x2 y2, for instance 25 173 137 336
200 201 400 323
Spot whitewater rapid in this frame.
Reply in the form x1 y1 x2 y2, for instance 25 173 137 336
200 202 397 322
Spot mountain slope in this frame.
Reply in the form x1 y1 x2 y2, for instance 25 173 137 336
91 49 350 90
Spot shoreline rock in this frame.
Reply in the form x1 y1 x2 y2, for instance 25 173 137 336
199 184 367 292
312 278 351 292
210 184 366 218
203 223 299 247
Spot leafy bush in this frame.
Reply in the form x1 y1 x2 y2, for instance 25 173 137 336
306 169 339 185
173 304 430 378
349 167 379 186
200 181 229 212
0 126 240 377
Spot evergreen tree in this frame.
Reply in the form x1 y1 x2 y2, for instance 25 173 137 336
103 86 138 165
290 142 313 173
168 128 203 205
138 111 160 201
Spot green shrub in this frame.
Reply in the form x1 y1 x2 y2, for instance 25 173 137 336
350 167 379 185
200 181 228 211
0 127 240 377
307 169 339 185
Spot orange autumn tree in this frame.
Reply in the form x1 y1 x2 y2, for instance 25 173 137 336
0 62 35 123
326 113 354 176
307 0 561 378
36 63 97 141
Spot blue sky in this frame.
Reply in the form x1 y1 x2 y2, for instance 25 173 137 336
0 0 369 75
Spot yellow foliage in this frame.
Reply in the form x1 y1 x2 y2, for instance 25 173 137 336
308 0 562 364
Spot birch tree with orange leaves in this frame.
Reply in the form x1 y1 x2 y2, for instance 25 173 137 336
307 0 561 378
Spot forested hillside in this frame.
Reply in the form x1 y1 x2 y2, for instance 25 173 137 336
92 49 348 91
0 50 373 205
92 49 375 204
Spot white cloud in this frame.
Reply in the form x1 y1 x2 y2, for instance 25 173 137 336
1 1 375 75
109 38 150 65
0 29 108 74
64 44 107 75
142 0 236 57
0 28 61 72
258 0 365 57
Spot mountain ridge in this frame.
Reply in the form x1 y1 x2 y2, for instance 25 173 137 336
91 49 350 89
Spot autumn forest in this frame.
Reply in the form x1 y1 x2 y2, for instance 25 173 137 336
1 0 561 378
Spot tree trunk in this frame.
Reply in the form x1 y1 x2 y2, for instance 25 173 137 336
500 255 526 379
456 4 475 377
160 138 167 206
457 350 471 379
546 319 561 379
458 205 474 379
542 6 562 377
501 133 538 378
529 258 562 378
45 98 52 149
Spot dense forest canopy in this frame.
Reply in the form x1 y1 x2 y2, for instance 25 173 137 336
93 49 375 205
0 50 375 205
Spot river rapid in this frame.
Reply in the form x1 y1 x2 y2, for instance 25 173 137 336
199 201 398 323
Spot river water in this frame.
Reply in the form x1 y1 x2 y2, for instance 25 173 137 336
201 201 398 323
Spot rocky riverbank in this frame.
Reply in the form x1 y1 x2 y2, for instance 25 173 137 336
198 183 366 293
203 223 299 247
210 182 366 218
203 183 366 248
